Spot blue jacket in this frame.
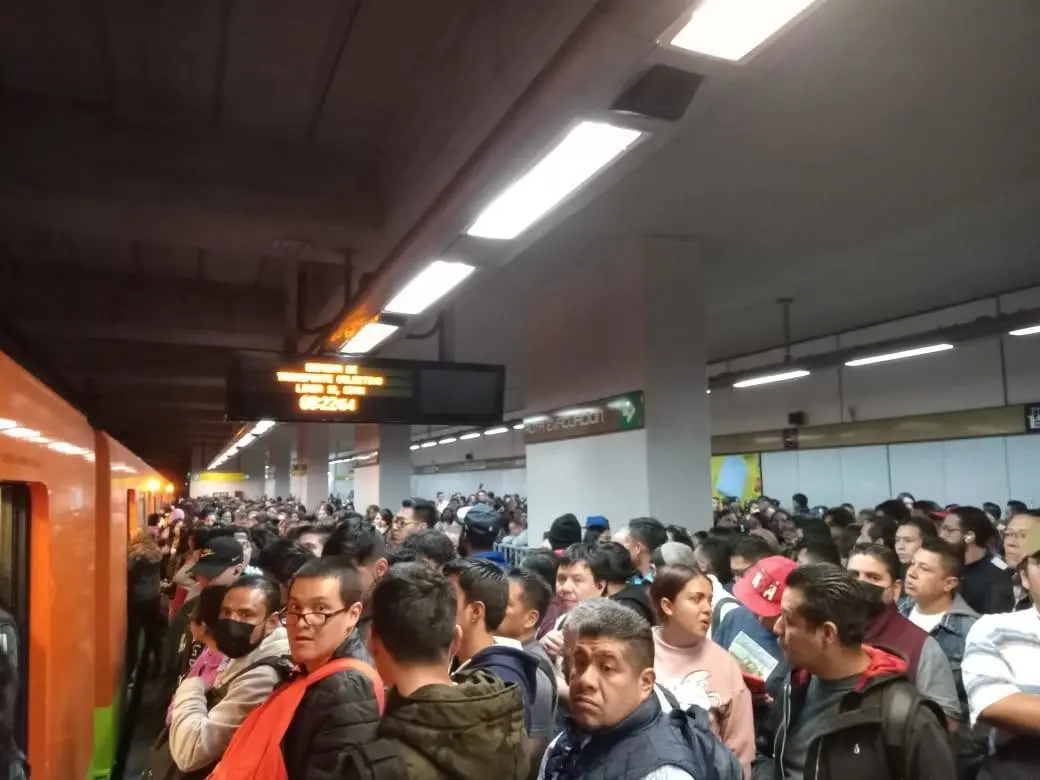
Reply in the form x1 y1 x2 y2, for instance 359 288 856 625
898 593 978 717
712 602 788 697
453 642 540 731
471 549 510 570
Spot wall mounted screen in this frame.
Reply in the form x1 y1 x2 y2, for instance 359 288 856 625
227 352 505 425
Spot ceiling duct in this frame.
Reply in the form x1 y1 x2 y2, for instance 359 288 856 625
711 306 1040 390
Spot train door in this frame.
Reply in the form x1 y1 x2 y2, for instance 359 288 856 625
0 483 31 752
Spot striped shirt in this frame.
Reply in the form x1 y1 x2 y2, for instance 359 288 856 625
962 607 1040 735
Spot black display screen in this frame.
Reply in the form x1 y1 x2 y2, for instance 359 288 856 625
226 352 505 425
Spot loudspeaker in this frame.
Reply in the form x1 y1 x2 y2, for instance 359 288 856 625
611 64 705 123
788 411 807 427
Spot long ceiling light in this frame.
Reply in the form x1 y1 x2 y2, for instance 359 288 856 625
341 322 399 355
733 369 810 388
251 420 277 435
459 432 482 441
484 426 509 436
236 434 256 448
420 441 438 449
384 260 476 316
0 419 15 431
466 121 642 240
669 0 820 61
409 444 420 451
845 343 953 367
1009 324 1040 337
439 437 458 445
3 427 40 439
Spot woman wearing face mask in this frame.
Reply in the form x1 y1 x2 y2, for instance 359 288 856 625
166 575 291 776
165 584 231 726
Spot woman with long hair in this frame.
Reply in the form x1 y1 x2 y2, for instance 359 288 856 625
650 565 755 778
127 530 165 680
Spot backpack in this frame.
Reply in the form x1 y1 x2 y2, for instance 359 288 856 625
144 655 296 780
658 686 743 780
879 681 949 780
710 595 740 639
337 739 410 780
209 657 385 780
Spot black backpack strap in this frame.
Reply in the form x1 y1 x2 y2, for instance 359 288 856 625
711 595 740 637
338 739 408 780
881 681 939 780
206 654 295 709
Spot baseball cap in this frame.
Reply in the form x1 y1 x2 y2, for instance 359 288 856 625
189 536 244 579
462 503 502 543
734 556 798 619
1019 524 1040 562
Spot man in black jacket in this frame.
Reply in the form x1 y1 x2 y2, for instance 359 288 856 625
939 507 1015 615
754 563 955 780
283 558 381 780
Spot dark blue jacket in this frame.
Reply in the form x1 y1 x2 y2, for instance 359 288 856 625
453 643 540 731
712 602 788 696
471 549 510 570
543 694 703 780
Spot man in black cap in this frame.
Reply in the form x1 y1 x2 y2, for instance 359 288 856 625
460 504 508 569
165 533 246 687
545 514 582 553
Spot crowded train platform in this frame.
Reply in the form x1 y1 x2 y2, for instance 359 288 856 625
102 492 1039 780
2 0 1040 779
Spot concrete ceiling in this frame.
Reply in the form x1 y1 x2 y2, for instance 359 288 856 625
5 0 1039 472
0 0 610 472
384 0 1040 406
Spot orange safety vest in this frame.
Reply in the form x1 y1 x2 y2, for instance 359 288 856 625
208 657 385 780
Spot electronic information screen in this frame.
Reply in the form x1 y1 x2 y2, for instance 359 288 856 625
226 352 505 425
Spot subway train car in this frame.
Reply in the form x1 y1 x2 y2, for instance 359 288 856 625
0 347 165 780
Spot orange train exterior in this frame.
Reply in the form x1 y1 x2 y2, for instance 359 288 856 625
0 347 166 780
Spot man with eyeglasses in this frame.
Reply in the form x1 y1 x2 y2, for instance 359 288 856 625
1003 510 1040 610
279 558 382 780
391 498 439 547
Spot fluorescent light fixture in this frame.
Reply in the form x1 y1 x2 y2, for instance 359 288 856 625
1009 324 1040 337
409 444 420 451
0 419 16 431
3 427 40 439
329 458 350 466
49 441 88 455
733 369 810 388
460 432 482 441
420 441 438 448
512 423 524 430
84 452 96 462
706 389 712 394
484 426 509 436
384 261 476 316
29 436 52 444
439 437 458 445
341 322 398 355
236 434 256 448
251 420 277 435
466 121 642 240
845 343 954 367
669 0 819 61
357 452 378 460
523 415 549 425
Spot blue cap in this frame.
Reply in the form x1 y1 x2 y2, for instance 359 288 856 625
585 515 609 530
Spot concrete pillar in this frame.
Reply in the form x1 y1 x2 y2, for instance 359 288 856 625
291 424 330 510
270 436 292 501
524 237 711 541
353 424 413 511
239 447 267 499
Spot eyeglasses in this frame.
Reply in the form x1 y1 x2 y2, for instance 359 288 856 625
1003 530 1030 541
281 607 349 627
392 516 424 529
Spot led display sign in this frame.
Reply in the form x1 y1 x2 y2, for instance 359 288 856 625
227 352 505 425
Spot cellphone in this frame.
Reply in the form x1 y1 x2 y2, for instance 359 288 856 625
742 674 768 696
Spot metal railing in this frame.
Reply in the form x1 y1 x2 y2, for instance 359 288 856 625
493 542 540 568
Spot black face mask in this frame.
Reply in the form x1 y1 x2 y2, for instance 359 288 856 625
213 619 263 659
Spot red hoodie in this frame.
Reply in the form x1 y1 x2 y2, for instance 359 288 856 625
790 644 908 691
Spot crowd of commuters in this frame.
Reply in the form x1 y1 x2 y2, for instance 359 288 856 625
120 489 1040 780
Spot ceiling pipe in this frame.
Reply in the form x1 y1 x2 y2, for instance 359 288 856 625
710 306 1040 390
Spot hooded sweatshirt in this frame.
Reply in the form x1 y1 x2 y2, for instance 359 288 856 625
453 638 541 732
373 670 527 780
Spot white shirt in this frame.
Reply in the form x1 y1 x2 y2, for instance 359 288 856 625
962 607 1040 733
907 605 946 634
